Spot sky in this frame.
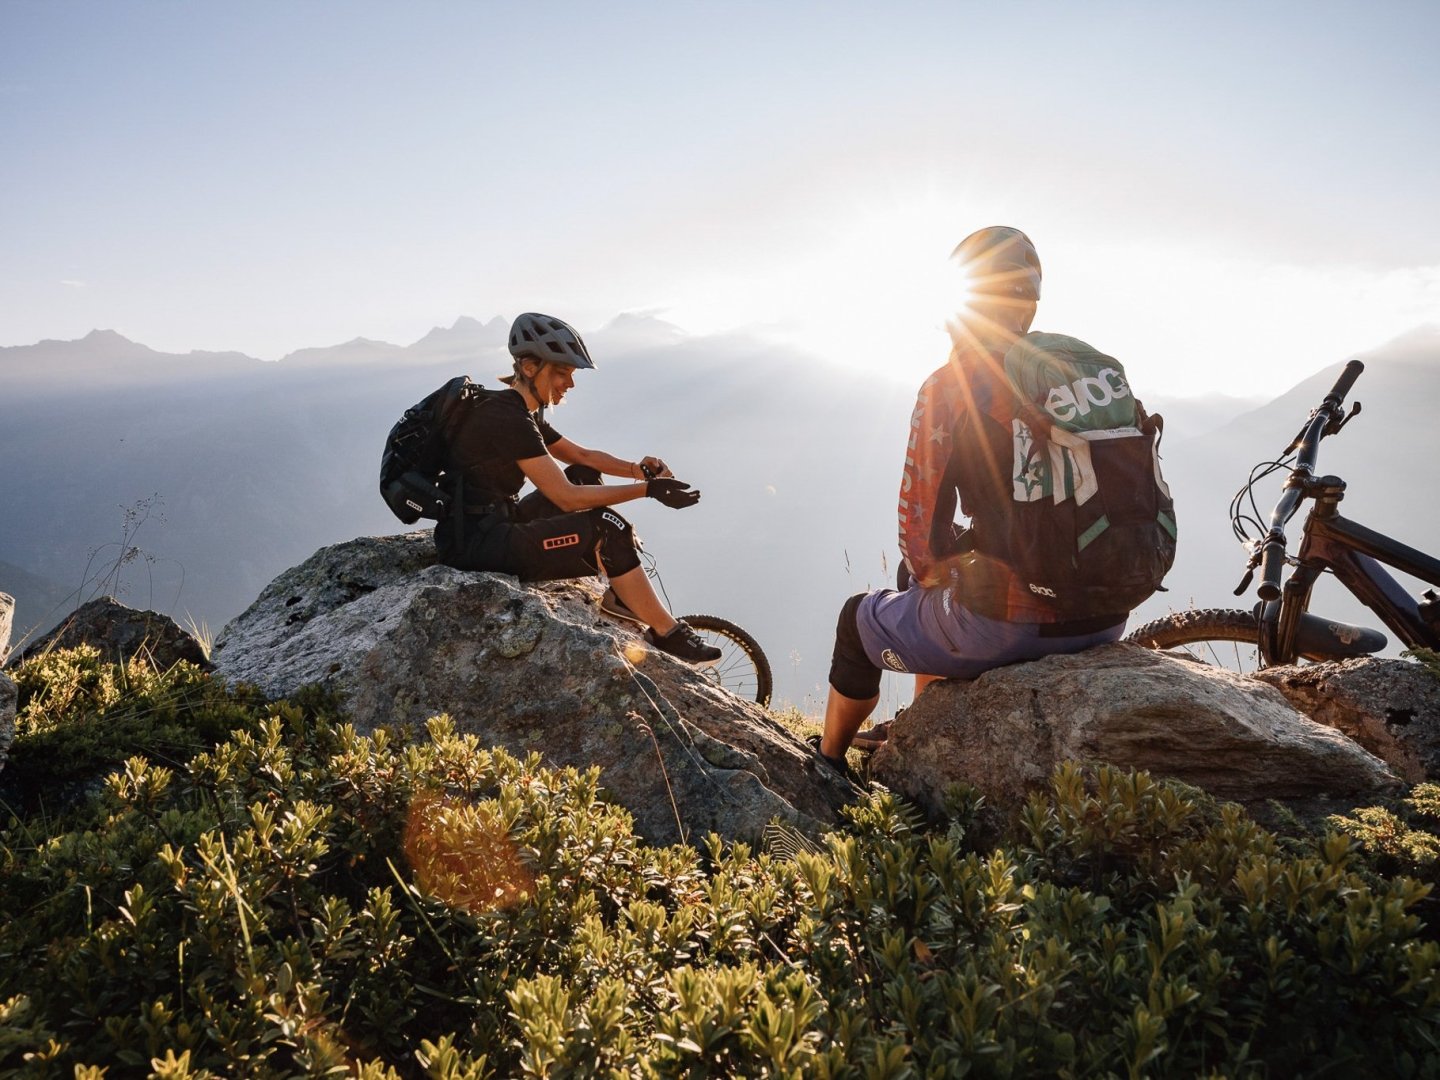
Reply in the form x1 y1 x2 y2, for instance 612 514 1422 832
3 0 1438 397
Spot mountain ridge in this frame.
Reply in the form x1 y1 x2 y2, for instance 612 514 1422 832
2 321 1436 706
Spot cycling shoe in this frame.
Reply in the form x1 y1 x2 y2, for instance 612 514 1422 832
645 621 722 665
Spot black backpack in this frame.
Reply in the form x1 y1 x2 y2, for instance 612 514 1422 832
965 333 1177 619
379 376 485 524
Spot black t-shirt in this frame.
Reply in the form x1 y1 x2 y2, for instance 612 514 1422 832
444 388 562 505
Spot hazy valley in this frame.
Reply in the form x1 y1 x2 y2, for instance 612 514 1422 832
3 318 1437 707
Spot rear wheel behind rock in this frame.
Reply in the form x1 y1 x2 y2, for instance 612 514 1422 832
1124 608 1262 673
681 615 773 706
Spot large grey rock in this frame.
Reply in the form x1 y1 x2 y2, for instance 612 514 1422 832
0 591 13 665
213 533 856 846
870 644 1400 817
19 597 209 670
1254 658 1440 784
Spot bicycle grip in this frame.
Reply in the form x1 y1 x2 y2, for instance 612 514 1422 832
1326 359 1364 405
1257 540 1285 602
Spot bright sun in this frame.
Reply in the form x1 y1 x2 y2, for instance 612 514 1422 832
668 194 971 384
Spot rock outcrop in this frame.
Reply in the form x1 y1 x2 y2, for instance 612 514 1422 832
0 591 13 666
2 594 17 774
213 533 855 846
869 644 1401 818
1254 658 1440 784
19 597 209 670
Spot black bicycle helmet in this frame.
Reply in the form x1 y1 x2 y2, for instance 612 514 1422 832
507 312 596 369
951 226 1042 300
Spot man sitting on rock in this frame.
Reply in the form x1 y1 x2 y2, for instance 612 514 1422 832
433 312 721 665
813 228 1136 771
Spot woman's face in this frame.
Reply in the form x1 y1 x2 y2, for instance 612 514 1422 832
533 362 576 407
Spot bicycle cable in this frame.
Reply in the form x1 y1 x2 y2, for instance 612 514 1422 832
1229 456 1296 547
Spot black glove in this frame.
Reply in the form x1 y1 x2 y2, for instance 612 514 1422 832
647 477 700 509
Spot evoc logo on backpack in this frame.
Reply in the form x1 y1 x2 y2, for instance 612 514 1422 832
987 333 1177 619
1043 368 1132 423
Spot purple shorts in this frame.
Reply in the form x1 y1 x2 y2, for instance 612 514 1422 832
856 584 1126 679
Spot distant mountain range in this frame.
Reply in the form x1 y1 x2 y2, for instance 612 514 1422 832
2 318 1436 706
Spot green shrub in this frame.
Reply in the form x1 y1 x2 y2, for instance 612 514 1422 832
3 649 1439 1077
1406 647 1440 681
3 645 275 816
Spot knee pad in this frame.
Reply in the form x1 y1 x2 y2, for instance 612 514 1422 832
592 508 641 576
829 593 881 700
565 463 604 486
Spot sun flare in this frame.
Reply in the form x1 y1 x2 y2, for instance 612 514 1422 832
667 193 977 383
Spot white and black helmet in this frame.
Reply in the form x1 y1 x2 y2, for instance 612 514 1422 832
508 313 596 370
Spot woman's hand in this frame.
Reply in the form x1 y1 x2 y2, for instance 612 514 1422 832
637 456 672 479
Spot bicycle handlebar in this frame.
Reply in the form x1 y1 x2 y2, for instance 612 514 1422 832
1253 359 1365 601
1326 359 1365 410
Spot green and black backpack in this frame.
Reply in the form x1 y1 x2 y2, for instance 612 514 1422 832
965 332 1178 619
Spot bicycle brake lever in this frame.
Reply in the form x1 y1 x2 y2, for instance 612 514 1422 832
1326 400 1362 436
1233 568 1254 596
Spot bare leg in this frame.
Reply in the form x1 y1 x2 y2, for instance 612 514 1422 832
607 564 678 636
821 685 880 760
913 673 944 697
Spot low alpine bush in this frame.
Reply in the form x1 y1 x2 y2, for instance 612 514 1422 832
2 648 1438 1077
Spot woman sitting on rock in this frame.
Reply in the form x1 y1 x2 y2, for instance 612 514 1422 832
433 312 721 665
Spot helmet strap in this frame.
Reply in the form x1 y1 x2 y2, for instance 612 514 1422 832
513 359 541 411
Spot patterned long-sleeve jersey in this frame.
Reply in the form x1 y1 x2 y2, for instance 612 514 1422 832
897 358 967 586
896 346 1057 623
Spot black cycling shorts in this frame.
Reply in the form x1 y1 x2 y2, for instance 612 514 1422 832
436 504 641 582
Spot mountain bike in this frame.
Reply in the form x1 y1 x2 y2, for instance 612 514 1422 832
1124 360 1440 670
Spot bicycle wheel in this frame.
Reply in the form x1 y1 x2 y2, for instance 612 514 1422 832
1124 609 1262 673
679 614 773 707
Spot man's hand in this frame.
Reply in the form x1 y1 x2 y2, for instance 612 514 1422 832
647 478 700 509
638 457 672 479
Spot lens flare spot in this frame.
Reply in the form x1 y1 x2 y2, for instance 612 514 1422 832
623 640 648 665
403 792 534 913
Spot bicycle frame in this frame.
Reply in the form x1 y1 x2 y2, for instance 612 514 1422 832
1262 476 1440 664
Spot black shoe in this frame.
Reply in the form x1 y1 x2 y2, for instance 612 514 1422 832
645 621 722 665
805 734 858 781
599 586 644 626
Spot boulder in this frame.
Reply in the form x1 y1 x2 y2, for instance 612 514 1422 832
0 591 13 665
213 533 855 846
18 597 209 670
1254 658 1440 784
869 644 1400 818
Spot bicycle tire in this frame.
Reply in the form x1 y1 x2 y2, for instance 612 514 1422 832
679 614 773 707
1124 609 1262 672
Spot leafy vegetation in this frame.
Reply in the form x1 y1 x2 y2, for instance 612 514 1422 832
3 649 1440 1077
1407 647 1440 682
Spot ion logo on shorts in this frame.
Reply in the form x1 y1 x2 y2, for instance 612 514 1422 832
880 649 909 673
543 533 582 550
